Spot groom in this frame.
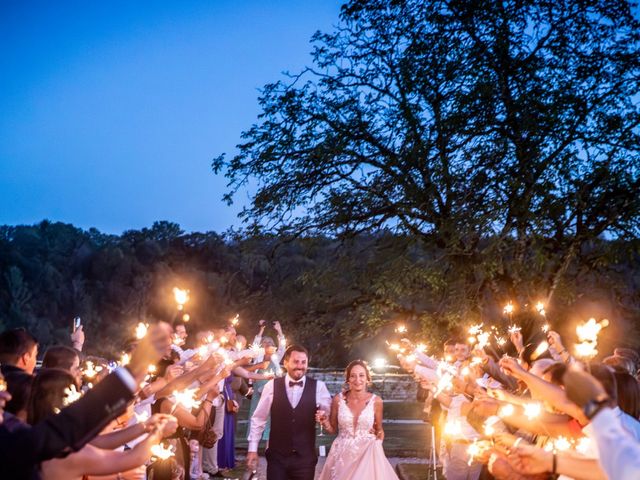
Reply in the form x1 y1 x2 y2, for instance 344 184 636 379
247 344 332 479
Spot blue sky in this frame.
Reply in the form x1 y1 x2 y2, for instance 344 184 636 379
0 0 343 234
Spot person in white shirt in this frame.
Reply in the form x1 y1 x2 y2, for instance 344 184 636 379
246 345 332 480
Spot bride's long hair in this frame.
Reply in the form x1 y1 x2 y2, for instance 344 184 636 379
343 359 372 393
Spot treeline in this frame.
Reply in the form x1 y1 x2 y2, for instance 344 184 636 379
0 220 638 366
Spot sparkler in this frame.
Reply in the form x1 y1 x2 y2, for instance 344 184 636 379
0 377 6 392
83 361 102 379
523 403 541 420
230 314 240 327
395 324 408 334
483 416 501 438
62 385 82 406
535 302 546 317
575 437 591 455
373 358 387 369
503 302 515 316
498 403 515 418
416 343 427 353
531 341 549 361
151 444 175 460
182 313 190 322
553 437 572 452
434 372 454 396
173 287 189 310
120 352 131 366
148 365 157 374
170 388 201 413
507 325 521 335
467 440 481 466
135 322 148 340
444 419 462 437
134 411 150 423
542 324 550 333
575 317 609 359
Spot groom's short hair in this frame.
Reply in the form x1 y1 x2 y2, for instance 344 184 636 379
283 344 309 361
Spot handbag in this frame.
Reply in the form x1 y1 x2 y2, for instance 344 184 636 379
226 398 239 413
189 404 217 449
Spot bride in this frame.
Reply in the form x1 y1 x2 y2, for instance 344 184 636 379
316 360 399 480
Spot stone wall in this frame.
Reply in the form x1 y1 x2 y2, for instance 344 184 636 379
309 369 418 401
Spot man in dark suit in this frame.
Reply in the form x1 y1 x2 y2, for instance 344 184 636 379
0 323 172 480
246 345 332 480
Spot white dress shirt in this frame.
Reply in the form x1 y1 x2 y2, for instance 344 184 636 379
587 407 640 479
247 373 332 452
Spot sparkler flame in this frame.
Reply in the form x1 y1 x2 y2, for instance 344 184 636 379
523 403 542 420
151 444 175 460
120 352 131 366
575 318 609 359
498 404 515 418
467 440 481 465
172 388 201 411
173 288 189 307
503 303 515 315
62 384 82 406
507 325 521 335
83 361 102 379
395 325 408 334
535 302 546 316
230 314 240 326
135 322 148 340
444 419 462 437
531 341 549 361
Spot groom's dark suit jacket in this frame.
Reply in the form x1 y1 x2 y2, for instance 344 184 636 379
269 376 317 459
0 370 134 480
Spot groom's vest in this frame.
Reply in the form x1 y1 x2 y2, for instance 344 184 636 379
269 376 317 457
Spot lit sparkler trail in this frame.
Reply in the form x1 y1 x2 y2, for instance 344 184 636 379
230 314 240 326
120 352 131 366
531 341 549 361
507 325 521 335
498 404 515 417
83 361 101 379
523 403 541 420
151 444 175 460
467 440 481 466
575 318 609 359
135 322 148 340
503 303 515 315
444 419 462 437
62 385 82 406
173 288 189 310
395 324 408 334
171 388 201 413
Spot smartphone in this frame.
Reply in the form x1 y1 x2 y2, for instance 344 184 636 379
73 316 82 332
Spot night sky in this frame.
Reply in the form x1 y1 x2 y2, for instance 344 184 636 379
0 0 342 234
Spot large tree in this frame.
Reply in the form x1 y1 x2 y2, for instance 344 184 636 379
215 0 640 311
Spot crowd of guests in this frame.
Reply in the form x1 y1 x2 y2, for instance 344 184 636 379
398 325 640 479
2 314 640 480
0 317 288 480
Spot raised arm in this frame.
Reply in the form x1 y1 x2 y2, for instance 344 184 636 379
499 356 587 424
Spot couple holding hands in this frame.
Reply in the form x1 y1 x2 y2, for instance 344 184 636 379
246 345 398 479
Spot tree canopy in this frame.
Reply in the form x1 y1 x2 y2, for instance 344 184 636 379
215 0 640 308
1 221 639 365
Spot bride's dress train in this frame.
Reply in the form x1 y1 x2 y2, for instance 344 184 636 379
318 393 399 480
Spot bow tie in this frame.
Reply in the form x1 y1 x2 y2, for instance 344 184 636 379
289 380 304 387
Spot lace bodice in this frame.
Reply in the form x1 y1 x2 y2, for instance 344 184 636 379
337 393 376 439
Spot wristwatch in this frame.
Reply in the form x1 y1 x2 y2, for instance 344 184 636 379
583 395 610 420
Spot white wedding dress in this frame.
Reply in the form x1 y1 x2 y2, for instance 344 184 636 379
318 393 399 480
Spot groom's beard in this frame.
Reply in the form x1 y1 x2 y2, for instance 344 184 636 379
289 368 306 380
